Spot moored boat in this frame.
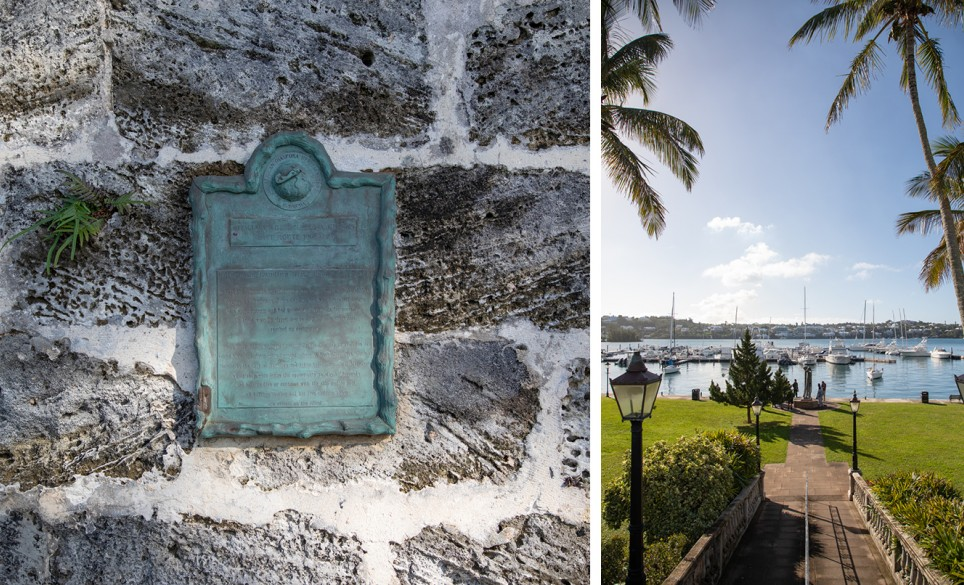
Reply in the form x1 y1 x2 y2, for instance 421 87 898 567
899 337 930 357
825 339 852 365
931 347 953 359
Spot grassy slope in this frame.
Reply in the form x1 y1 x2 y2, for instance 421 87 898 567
601 396 792 488
818 401 964 490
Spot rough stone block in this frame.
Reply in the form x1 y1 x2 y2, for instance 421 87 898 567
0 1 106 147
392 513 589 584
0 161 241 328
0 509 365 584
0 331 193 490
395 166 588 332
220 337 539 493
465 2 589 149
560 357 590 488
108 0 433 157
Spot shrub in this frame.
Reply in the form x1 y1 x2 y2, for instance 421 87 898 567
871 471 964 582
600 531 689 585
600 531 627 585
704 428 760 488
645 533 689 583
603 433 737 542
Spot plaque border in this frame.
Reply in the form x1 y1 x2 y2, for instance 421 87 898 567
190 131 397 438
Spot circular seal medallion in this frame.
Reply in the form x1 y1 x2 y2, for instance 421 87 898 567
262 149 323 210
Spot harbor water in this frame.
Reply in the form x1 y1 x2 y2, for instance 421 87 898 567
601 339 964 401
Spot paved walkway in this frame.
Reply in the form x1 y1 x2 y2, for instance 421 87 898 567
719 407 895 585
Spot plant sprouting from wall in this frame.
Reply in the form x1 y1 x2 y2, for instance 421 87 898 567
1 171 147 273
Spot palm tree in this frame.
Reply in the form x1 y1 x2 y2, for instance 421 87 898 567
897 137 964 290
789 1 964 325
602 0 709 237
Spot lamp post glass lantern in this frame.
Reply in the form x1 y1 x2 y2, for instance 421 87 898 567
955 374 964 402
609 352 662 585
850 392 860 472
751 398 762 448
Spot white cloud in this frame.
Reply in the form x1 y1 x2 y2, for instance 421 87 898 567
703 243 830 287
847 262 899 281
692 289 760 323
706 216 763 236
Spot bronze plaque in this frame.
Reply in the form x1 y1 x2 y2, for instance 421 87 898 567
191 132 396 438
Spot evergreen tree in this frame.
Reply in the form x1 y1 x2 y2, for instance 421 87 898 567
709 329 773 423
772 368 793 405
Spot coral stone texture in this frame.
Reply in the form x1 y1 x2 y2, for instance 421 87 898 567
0 0 588 583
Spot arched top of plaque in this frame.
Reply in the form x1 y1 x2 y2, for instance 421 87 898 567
190 131 396 439
194 131 390 197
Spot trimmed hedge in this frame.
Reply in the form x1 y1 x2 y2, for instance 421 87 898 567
601 429 761 585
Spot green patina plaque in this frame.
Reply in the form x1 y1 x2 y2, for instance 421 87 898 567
190 132 396 438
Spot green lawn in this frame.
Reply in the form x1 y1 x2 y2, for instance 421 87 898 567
601 396 792 488
818 401 964 490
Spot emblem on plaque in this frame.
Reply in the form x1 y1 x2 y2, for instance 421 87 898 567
190 132 397 438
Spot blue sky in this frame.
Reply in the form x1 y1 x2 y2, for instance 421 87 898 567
600 2 964 326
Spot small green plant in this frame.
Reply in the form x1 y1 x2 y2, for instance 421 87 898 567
0 171 147 273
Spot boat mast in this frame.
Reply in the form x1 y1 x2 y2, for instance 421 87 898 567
803 287 807 341
670 292 675 350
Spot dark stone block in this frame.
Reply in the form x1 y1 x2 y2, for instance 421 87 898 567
395 165 588 332
392 513 589 584
108 0 434 158
0 332 193 490
465 2 589 149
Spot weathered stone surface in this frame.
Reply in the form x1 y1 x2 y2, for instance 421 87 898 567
109 0 433 158
393 338 539 490
560 357 590 489
395 166 588 332
465 2 589 149
0 509 365 584
221 337 539 492
392 513 589 584
0 1 106 147
0 331 193 490
0 161 242 328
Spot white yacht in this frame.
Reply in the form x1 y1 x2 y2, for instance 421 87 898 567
931 347 953 359
825 339 852 365
899 337 930 358
866 364 883 380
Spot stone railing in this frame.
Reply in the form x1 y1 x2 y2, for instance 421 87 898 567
663 472 765 585
850 472 953 585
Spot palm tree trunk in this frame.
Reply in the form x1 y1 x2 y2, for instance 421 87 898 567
903 21 964 329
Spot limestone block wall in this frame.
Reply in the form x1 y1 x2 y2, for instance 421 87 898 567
0 1 589 583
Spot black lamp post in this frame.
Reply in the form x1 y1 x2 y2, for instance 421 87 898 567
751 398 763 470
610 351 662 585
850 392 861 472
606 364 611 398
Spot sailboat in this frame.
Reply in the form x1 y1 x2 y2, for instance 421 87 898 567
796 288 817 366
663 293 680 374
865 301 883 379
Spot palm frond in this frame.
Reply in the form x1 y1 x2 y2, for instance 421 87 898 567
896 208 953 236
854 1 894 40
905 171 936 200
602 121 666 237
789 2 865 46
826 36 886 130
919 239 950 291
915 30 961 128
669 0 716 28
610 106 704 189
932 136 964 193
604 33 673 105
